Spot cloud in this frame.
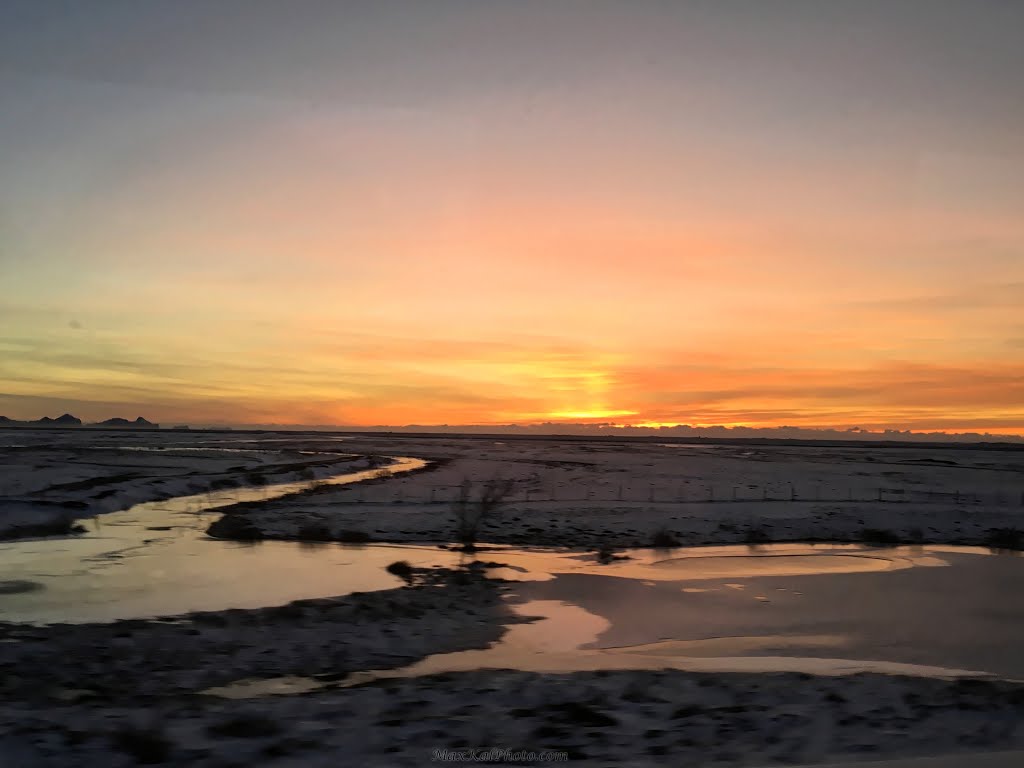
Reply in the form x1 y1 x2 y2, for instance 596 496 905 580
848 282 1024 313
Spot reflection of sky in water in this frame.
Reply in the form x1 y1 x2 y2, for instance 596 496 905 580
0 457 428 622
1 456 1022 685
485 543 953 584
210 593 999 700
0 512 1008 625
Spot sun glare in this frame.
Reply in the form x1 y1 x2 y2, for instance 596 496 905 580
548 410 638 420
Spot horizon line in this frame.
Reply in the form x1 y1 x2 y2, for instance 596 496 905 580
3 414 1022 441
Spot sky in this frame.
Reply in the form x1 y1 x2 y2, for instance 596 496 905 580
1 1 1022 433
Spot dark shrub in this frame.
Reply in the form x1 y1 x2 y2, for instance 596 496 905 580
984 528 1023 550
207 714 282 739
296 523 333 541
650 527 680 548
111 724 172 764
206 515 264 540
744 527 771 544
337 529 372 543
451 476 516 549
547 701 618 727
861 528 900 546
386 560 415 581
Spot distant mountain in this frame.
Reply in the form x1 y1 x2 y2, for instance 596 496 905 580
0 414 158 429
93 416 159 429
0 414 82 428
32 414 82 426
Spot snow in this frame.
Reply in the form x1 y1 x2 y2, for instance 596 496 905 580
2 429 1023 766
200 435 1024 550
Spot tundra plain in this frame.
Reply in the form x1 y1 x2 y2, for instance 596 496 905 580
1 429 1022 767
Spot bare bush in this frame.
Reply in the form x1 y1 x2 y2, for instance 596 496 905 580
595 541 629 564
650 527 681 548
451 476 515 550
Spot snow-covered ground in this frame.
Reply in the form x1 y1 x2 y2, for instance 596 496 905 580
2 561 1023 767
4 664 1023 766
203 433 1024 550
6 430 1022 550
2 429 1023 766
0 430 370 539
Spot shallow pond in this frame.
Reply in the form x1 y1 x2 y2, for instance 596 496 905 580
1 455 1022 683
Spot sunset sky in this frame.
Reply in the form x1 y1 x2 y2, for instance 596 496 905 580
1 1 1022 433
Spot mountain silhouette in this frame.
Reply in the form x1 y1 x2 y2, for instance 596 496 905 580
95 416 158 428
0 414 157 429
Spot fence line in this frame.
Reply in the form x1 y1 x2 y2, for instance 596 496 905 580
338 483 1024 508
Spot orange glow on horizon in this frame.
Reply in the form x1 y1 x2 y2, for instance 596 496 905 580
547 410 639 421
1 4 1021 438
